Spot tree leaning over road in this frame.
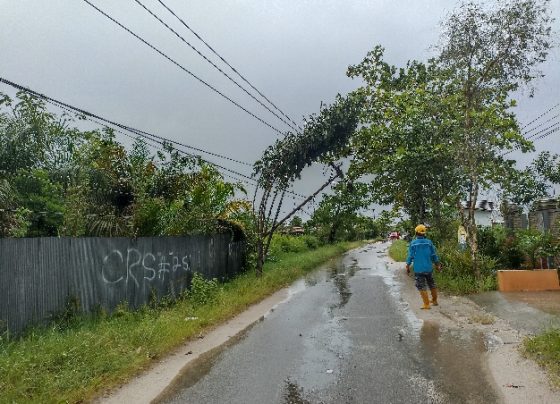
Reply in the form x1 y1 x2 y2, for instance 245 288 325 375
252 95 362 275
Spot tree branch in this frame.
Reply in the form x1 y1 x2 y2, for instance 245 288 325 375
266 168 342 236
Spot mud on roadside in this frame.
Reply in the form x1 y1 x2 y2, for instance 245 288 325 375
388 259 560 404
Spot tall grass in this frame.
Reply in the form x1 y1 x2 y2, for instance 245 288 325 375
388 239 497 295
0 241 360 403
388 240 408 262
522 328 560 387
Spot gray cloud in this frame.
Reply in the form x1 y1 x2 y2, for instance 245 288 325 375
1 0 558 212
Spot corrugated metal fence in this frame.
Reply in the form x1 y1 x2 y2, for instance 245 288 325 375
0 234 247 334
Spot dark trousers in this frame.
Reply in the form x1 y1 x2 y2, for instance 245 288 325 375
414 272 436 291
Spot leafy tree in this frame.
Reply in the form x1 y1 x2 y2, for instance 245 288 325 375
0 92 80 174
0 179 29 237
436 0 554 275
532 151 560 185
13 169 65 237
500 164 549 206
62 128 133 236
347 52 461 229
289 216 303 228
158 163 249 236
309 181 372 243
347 0 553 277
0 92 252 239
0 92 81 236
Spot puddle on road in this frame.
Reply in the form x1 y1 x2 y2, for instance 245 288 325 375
354 244 500 402
501 291 560 316
471 291 560 333
414 320 499 404
327 259 357 309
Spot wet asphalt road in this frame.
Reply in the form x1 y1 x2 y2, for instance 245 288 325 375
162 244 498 404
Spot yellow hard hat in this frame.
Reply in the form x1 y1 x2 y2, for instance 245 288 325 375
415 224 427 234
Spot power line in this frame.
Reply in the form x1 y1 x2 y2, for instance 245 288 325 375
502 121 560 157
524 121 560 141
520 103 560 130
156 0 302 132
132 0 299 133
54 101 258 185
0 76 254 180
0 76 250 167
53 102 258 183
48 98 265 190
531 125 560 143
499 105 560 157
81 0 285 136
523 114 560 136
0 76 309 201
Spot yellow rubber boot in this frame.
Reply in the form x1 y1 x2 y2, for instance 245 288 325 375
420 290 431 310
430 288 438 306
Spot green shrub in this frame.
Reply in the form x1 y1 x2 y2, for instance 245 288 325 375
478 226 505 258
301 235 321 250
499 234 524 269
436 243 497 294
187 273 220 306
268 234 309 259
517 229 557 269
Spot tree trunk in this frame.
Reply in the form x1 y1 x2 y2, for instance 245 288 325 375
466 175 480 279
328 222 339 244
463 90 480 279
256 236 265 277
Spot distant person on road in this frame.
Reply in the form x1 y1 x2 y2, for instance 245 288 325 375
405 224 442 310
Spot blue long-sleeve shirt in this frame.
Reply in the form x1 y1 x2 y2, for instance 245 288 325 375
405 236 440 273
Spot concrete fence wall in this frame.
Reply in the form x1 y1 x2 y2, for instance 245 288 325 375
0 234 247 334
504 199 560 236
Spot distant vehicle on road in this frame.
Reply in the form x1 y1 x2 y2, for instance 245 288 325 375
388 231 401 241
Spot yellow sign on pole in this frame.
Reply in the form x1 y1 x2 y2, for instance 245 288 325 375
458 226 467 246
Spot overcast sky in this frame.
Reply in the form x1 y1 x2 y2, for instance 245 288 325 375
1 0 559 215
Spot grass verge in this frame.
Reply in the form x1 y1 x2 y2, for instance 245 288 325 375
433 271 497 295
0 241 361 403
388 240 408 262
388 240 497 295
522 328 560 388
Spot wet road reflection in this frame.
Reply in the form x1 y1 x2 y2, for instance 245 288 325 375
418 320 498 403
161 243 501 404
471 290 560 333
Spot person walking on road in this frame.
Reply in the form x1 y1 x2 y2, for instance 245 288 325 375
405 224 442 309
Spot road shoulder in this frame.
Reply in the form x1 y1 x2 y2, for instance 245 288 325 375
96 288 289 404
388 259 560 404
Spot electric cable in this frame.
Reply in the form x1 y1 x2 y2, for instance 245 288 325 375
523 114 559 136
531 125 560 142
0 76 256 182
0 77 310 201
156 0 302 131
54 99 310 200
520 103 560 130
132 0 299 133
82 0 285 136
502 121 560 157
524 121 560 141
